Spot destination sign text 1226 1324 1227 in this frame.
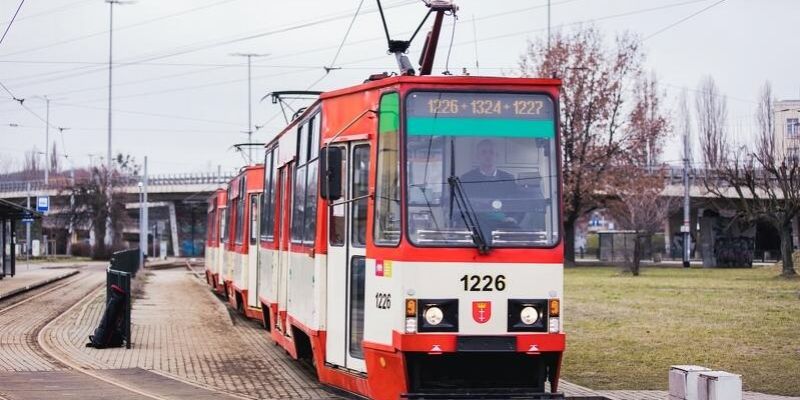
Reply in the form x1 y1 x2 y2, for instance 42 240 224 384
406 92 555 120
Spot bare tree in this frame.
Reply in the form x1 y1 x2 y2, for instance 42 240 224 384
695 76 728 168
605 73 672 275
519 26 665 266
701 81 798 277
62 154 138 259
755 81 776 163
49 142 60 174
607 166 674 275
22 147 42 180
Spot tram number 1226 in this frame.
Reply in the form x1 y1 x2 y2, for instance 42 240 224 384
375 293 392 309
460 274 506 292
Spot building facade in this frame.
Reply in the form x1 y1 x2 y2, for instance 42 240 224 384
775 99 800 163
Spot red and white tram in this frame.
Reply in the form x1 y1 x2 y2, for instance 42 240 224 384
247 74 564 399
205 4 565 398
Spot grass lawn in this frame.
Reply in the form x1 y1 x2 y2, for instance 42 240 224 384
562 265 800 396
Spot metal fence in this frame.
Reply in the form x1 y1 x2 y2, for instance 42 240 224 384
106 268 132 349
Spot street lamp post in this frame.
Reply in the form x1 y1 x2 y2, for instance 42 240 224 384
105 0 134 248
230 52 269 163
138 181 144 271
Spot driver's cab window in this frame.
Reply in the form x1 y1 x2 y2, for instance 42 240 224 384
405 91 558 248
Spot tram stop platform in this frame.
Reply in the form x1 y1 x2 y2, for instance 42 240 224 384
0 264 79 301
20 263 798 400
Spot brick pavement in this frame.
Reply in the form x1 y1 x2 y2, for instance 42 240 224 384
41 268 340 400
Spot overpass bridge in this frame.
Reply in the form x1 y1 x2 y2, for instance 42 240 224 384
0 172 236 258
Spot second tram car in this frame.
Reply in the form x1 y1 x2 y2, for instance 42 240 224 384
221 164 265 319
205 188 227 294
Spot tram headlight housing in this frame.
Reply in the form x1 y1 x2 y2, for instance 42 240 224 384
507 299 547 332
417 299 458 332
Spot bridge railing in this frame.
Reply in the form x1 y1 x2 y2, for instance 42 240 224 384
0 171 237 194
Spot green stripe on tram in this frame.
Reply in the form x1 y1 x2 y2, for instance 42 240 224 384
406 117 555 138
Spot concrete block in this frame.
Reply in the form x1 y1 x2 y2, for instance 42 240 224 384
669 365 711 399
698 371 742 400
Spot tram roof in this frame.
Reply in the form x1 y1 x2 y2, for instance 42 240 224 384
263 75 562 149
321 75 562 100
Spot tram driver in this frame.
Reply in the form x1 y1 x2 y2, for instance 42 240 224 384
460 139 528 231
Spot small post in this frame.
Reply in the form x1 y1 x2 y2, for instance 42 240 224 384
682 130 692 268
25 182 30 261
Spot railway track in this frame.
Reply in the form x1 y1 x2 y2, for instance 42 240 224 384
0 266 162 400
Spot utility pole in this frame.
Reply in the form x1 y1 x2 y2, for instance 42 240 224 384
138 181 144 270
67 167 75 256
230 53 268 163
143 156 148 257
105 0 133 248
682 130 692 268
25 182 30 258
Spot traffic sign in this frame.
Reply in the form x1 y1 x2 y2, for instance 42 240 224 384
36 196 49 213
21 211 34 224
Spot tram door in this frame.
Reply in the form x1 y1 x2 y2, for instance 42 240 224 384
275 165 292 335
248 193 261 309
326 142 370 372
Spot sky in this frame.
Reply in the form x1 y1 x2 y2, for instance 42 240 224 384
0 0 798 175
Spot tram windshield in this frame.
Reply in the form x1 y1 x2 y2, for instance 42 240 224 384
405 91 559 249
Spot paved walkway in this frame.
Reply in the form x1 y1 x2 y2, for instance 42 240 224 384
41 268 339 399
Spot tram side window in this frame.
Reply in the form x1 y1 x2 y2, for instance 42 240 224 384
235 177 246 244
290 113 321 245
349 256 366 359
291 163 307 243
304 115 320 244
329 146 347 247
261 148 276 240
374 92 401 246
249 194 259 245
207 210 215 243
352 144 371 247
220 207 229 243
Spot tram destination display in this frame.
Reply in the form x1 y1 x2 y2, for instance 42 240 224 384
406 92 555 119
406 91 556 138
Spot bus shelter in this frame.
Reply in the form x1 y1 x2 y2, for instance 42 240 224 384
0 199 41 279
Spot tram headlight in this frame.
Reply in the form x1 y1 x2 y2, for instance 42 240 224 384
520 306 540 325
508 299 547 332
417 299 458 332
424 306 444 326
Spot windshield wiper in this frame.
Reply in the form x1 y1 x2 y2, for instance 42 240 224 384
447 176 490 254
